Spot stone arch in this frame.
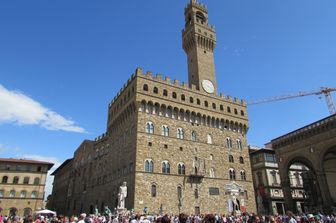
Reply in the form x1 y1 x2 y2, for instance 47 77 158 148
202 115 206 125
160 104 167 116
185 110 191 122
206 116 211 126
281 155 321 212
140 100 146 112
173 107 179 119
320 145 336 205
179 108 185 121
196 113 202 124
191 111 196 123
167 106 173 118
147 101 154 114
154 103 160 115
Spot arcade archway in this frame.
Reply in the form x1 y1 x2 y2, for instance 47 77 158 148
287 161 321 213
322 146 336 206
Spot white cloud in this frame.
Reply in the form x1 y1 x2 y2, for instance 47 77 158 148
0 144 21 154
0 84 85 133
20 154 62 199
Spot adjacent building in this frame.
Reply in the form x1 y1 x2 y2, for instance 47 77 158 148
0 158 53 217
51 0 256 215
271 114 336 212
250 146 312 215
47 159 73 214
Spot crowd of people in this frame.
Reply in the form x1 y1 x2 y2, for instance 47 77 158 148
1 211 336 223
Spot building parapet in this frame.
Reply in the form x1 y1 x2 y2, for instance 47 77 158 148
134 67 246 106
272 114 336 148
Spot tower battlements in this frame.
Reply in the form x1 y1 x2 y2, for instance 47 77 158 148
185 0 208 14
108 67 246 109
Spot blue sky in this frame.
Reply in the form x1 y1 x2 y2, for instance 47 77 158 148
1 0 336 195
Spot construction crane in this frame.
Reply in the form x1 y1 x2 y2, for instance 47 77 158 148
248 87 336 115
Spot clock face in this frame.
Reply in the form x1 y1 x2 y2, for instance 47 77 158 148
202 79 215 93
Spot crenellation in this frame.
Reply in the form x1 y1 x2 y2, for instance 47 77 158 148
165 76 171 83
156 73 163 80
135 67 143 75
146 71 153 77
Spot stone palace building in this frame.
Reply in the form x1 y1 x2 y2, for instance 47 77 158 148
49 0 256 215
0 158 53 217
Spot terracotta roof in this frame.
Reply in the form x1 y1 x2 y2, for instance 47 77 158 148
0 158 54 169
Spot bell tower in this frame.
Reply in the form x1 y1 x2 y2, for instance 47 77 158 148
182 0 217 94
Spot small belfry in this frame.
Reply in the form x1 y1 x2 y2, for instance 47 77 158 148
183 0 217 94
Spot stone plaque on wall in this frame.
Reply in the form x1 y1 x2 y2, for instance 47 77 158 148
209 187 220 195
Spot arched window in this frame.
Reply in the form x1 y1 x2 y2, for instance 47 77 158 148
0 190 4 198
240 110 245 116
229 155 234 163
9 190 16 197
145 122 154 134
13 176 19 184
234 108 238 115
237 139 242 150
23 177 29 184
177 128 184 139
209 168 215 178
33 177 40 185
181 94 185 101
163 89 168 96
197 99 200 105
153 87 158 94
226 137 232 148
143 84 148 91
162 161 170 174
229 168 236 180
240 170 246 181
207 134 213 144
162 125 169 137
191 131 196 141
204 101 208 107
31 191 37 198
189 97 194 103
227 106 231 113
145 160 154 173
212 103 216 109
178 163 185 175
20 190 27 198
172 92 177 99
220 105 224 111
239 156 244 164
196 11 206 24
151 184 157 197
2 176 8 183
177 186 182 199
210 154 214 160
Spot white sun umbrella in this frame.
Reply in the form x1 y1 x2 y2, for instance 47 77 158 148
35 209 57 216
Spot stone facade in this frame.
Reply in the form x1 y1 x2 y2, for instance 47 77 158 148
47 159 73 215
0 158 53 217
271 114 336 212
51 0 256 215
